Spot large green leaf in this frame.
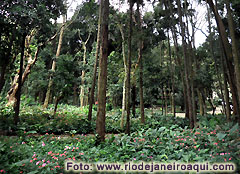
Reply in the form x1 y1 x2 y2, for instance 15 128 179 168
216 133 227 140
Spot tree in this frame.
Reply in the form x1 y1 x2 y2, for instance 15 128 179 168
206 0 240 121
43 15 66 109
137 0 145 124
1 0 65 124
177 0 195 128
96 0 109 142
126 0 134 135
88 6 101 121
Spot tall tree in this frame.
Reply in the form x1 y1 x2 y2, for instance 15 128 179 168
137 0 145 123
96 0 109 142
126 0 134 135
177 0 194 128
88 5 102 121
14 32 26 125
206 0 240 119
225 0 240 123
79 30 91 107
118 22 128 128
43 15 66 108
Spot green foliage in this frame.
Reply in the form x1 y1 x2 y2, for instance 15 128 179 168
0 107 239 173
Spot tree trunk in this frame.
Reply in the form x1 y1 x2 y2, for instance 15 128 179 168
79 32 91 107
118 23 127 128
221 48 231 121
167 31 175 117
7 46 40 106
131 84 136 117
168 0 188 119
126 0 133 135
88 9 101 121
80 45 87 107
43 15 66 108
223 69 231 121
177 0 194 128
13 33 26 125
73 83 78 105
54 95 64 114
197 89 204 116
206 0 240 118
136 0 145 123
207 4 226 116
184 2 197 126
226 0 240 124
161 86 164 115
0 65 7 94
96 0 109 142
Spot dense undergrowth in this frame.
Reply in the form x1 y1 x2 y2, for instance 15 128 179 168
0 103 239 173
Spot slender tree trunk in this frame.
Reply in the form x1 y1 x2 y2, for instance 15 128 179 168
136 0 145 123
73 84 78 105
161 86 164 115
226 0 240 124
164 88 167 116
207 5 226 116
223 66 231 121
54 95 64 114
221 48 231 121
168 0 188 119
88 12 101 121
119 24 127 128
167 31 175 117
197 89 204 116
131 84 136 117
14 33 26 125
96 0 109 142
79 33 91 107
80 44 87 107
177 0 194 128
0 65 7 94
43 15 66 108
126 0 133 135
184 2 196 126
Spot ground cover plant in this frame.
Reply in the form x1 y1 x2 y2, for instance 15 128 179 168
0 104 239 173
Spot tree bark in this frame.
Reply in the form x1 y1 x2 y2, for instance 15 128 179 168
88 9 101 121
54 95 64 114
79 32 91 107
207 5 226 116
43 15 66 108
206 0 240 118
118 23 127 128
126 0 133 135
167 31 175 117
7 46 40 106
177 0 194 128
13 33 26 125
73 83 78 105
197 89 204 116
137 0 145 123
0 65 7 94
226 0 240 124
96 0 109 142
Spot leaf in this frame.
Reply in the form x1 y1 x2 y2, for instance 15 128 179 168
216 133 227 140
158 127 166 132
13 159 29 167
230 123 239 134
27 131 37 134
